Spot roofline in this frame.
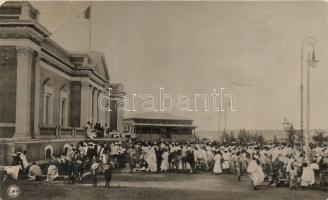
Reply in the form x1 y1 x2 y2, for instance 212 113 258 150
70 51 111 82
124 117 193 121
129 123 197 128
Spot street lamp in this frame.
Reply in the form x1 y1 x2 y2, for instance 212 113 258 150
304 49 319 163
300 37 317 163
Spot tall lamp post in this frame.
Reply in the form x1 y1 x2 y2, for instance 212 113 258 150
300 37 318 163
305 49 318 163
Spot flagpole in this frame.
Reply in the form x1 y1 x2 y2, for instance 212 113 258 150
218 110 221 140
89 1 92 51
224 101 227 133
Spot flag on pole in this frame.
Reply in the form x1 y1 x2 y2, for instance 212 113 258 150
78 3 93 50
79 6 91 20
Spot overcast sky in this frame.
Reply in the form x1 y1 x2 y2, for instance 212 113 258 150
31 1 328 131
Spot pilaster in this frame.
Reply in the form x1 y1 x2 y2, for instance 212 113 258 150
80 81 90 127
93 88 98 123
32 56 41 138
15 46 33 139
89 85 93 122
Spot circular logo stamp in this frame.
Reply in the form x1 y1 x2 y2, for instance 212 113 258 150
7 185 20 199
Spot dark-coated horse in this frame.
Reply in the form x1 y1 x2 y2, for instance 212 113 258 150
68 162 82 184
181 150 195 173
168 151 180 173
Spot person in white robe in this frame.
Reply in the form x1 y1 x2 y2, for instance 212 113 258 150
66 144 75 162
161 150 169 172
20 151 29 170
213 152 222 174
28 163 42 181
4 165 20 182
247 158 265 189
147 146 157 172
222 151 230 173
86 122 97 139
46 164 59 182
301 162 319 187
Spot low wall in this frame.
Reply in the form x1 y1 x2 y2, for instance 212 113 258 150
0 139 82 165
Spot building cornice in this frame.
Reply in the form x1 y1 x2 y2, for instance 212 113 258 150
41 48 75 70
42 37 71 63
0 24 45 44
0 20 50 36
0 4 116 91
40 57 108 89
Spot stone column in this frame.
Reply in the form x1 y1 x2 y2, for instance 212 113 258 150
15 46 32 139
80 81 89 127
33 56 41 138
98 91 103 124
109 95 118 131
89 85 93 122
93 88 98 123
104 89 110 127
97 90 101 123
100 90 107 125
116 106 124 133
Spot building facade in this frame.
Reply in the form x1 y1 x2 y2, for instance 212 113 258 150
0 1 124 165
123 113 197 141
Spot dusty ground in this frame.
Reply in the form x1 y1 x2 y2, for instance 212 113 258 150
1 173 327 200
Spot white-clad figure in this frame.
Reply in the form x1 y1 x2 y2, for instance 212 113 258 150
147 146 158 172
213 152 222 174
301 161 319 187
247 157 265 190
46 164 59 182
161 150 169 172
4 154 20 181
86 122 97 139
222 150 230 172
20 151 29 170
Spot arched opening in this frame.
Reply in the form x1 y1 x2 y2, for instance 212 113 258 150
63 143 70 155
45 149 52 159
45 144 53 159
43 78 55 126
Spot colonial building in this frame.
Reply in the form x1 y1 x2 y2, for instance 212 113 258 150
0 1 124 165
123 112 197 141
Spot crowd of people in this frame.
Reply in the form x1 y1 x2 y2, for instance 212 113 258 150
3 140 328 190
86 122 125 139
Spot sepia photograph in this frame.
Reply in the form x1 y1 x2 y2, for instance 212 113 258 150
0 0 328 199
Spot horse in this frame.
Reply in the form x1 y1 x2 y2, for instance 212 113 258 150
168 151 180 173
193 149 210 171
181 150 195 173
68 161 82 184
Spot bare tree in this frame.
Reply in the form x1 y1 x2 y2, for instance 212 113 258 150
312 130 328 146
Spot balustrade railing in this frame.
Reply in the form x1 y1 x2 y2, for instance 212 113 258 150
39 126 56 138
39 126 86 139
